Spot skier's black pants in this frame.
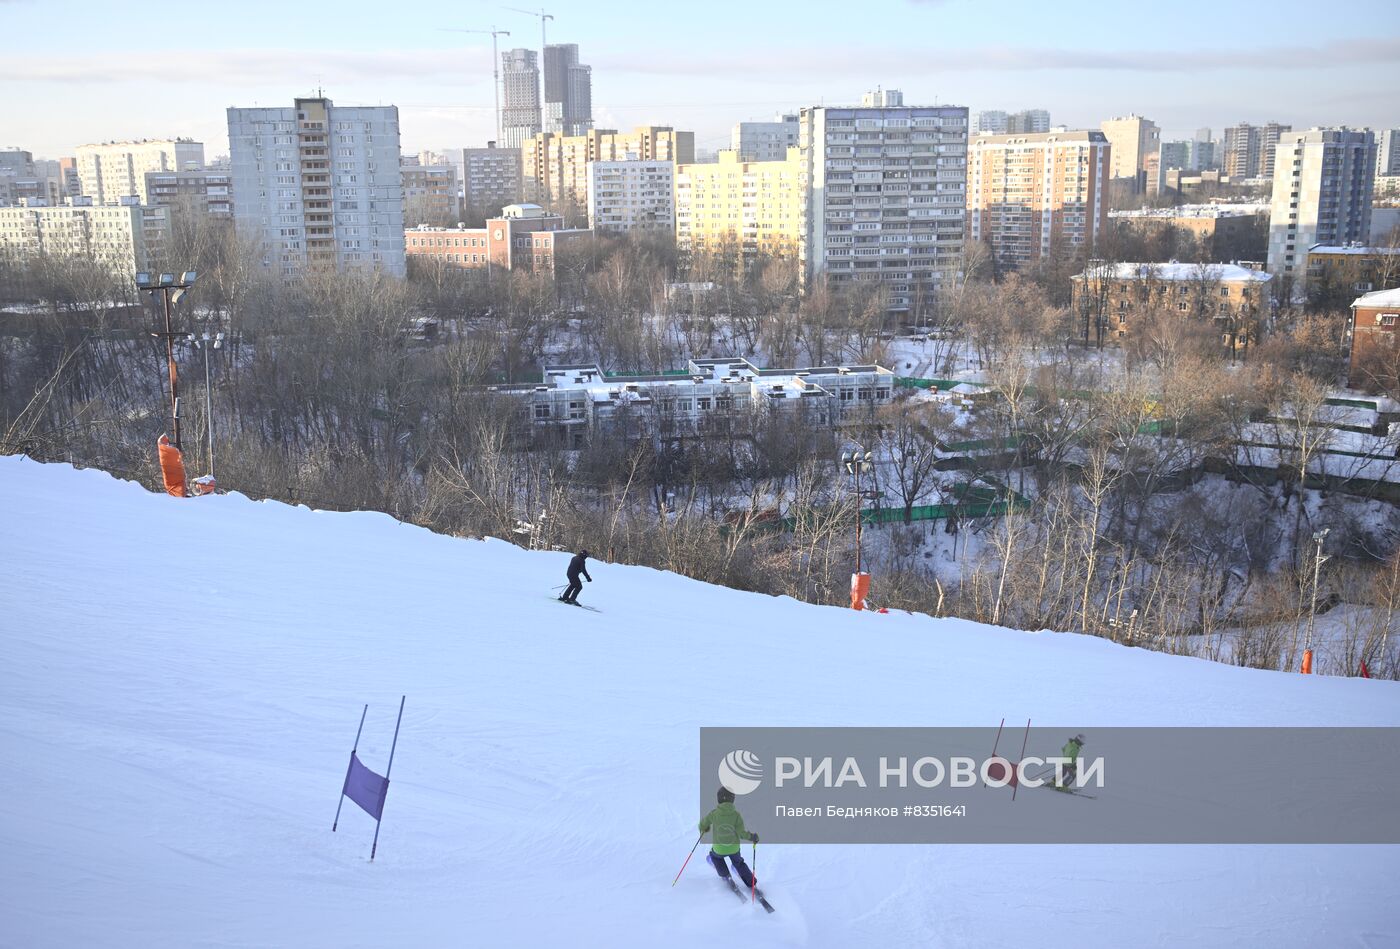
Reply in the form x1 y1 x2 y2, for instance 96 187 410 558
708 850 755 888
562 577 583 602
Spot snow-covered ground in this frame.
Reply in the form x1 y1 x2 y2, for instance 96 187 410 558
2 455 1398 948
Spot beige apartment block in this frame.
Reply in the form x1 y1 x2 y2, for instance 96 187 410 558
674 148 804 263
0 196 170 276
76 139 204 205
967 130 1110 269
1099 115 1159 194
522 126 695 209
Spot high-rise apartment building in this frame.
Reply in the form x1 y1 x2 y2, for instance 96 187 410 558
400 159 459 226
227 95 406 277
144 168 233 222
731 114 799 162
1266 128 1377 282
674 148 804 262
800 89 969 312
0 196 170 276
522 126 695 209
974 109 1050 135
1221 122 1291 180
0 149 34 179
1378 129 1400 178
586 159 674 233
967 130 1110 270
1100 115 1160 194
75 139 204 205
543 44 593 137
502 48 542 148
461 142 523 221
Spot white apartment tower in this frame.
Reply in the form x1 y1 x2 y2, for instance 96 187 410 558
502 49 543 148
1378 129 1400 178
1266 127 1377 282
543 44 593 137
227 96 406 277
586 159 674 233
731 114 799 162
76 139 204 205
800 89 969 312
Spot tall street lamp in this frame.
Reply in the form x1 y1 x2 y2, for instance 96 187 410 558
842 448 877 609
1303 528 1330 674
136 270 198 449
191 331 225 481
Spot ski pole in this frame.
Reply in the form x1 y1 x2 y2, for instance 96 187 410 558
751 839 757 903
672 833 703 887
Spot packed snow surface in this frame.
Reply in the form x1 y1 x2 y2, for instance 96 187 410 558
1 456 1397 948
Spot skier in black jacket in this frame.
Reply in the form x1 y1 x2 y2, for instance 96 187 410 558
559 550 592 604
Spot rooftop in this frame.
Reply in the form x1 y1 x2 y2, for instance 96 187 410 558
1111 203 1270 219
1354 288 1400 309
1077 262 1272 282
1310 244 1400 256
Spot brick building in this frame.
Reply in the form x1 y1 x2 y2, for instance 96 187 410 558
1348 287 1400 392
404 202 592 276
1071 261 1272 341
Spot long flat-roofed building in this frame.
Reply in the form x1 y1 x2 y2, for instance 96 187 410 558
0 195 170 276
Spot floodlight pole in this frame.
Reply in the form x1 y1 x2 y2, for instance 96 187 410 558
162 290 180 449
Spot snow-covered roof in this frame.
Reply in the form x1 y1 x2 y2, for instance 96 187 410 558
1353 287 1400 309
1110 203 1269 220
1078 262 1272 282
1309 244 1400 256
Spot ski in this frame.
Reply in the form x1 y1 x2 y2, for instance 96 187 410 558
1039 784 1096 800
754 888 776 914
548 596 601 613
722 878 748 903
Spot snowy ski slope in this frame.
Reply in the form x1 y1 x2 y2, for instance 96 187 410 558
1 456 1397 948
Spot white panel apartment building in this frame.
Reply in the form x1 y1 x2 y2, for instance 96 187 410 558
799 89 969 312
731 114 799 162
586 159 674 233
0 196 170 276
227 96 406 277
76 139 204 205
1266 128 1376 284
461 143 523 221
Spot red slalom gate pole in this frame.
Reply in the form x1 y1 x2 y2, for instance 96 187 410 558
672 833 703 887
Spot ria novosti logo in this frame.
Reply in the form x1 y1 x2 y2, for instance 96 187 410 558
717 749 763 795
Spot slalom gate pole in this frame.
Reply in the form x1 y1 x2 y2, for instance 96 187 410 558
1011 718 1030 802
984 717 1005 788
672 833 703 886
370 695 406 861
751 840 757 903
333 704 368 832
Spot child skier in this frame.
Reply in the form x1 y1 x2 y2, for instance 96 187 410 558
1056 733 1086 790
700 787 759 890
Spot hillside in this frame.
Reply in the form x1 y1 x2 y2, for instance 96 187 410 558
1 456 1397 948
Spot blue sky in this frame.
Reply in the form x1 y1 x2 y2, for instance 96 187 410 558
2 0 1398 159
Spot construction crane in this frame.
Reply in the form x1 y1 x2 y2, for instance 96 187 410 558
501 5 553 51
440 27 511 144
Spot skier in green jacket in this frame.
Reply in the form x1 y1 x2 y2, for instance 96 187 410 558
700 787 759 889
1056 733 1086 790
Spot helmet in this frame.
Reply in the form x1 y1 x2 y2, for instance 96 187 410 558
1073 733 1086 744
717 787 735 804
580 549 590 558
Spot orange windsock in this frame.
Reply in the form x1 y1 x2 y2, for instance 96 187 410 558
158 435 188 498
851 572 871 611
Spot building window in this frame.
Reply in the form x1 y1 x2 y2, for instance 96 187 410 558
534 404 551 419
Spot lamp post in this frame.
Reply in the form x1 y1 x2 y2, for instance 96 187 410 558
841 449 877 610
136 270 198 449
1303 528 1330 674
191 331 224 480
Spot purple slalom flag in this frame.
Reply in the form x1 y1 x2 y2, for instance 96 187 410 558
331 697 405 860
343 753 389 820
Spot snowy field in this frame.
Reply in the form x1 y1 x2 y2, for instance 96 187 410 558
2 455 1398 948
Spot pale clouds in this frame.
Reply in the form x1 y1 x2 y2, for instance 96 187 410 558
602 36 1400 78
0 47 489 85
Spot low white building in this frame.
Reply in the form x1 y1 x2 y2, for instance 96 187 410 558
586 159 674 234
491 357 896 447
